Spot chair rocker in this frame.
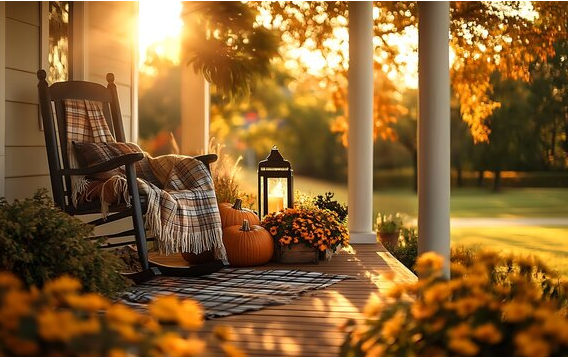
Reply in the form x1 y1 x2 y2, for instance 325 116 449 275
37 69 224 283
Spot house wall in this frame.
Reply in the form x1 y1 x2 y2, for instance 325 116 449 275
87 1 137 142
3 2 47 201
0 1 138 201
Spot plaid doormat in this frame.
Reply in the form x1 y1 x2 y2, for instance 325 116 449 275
120 268 352 319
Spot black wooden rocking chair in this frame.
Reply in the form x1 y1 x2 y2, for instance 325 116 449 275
37 69 224 282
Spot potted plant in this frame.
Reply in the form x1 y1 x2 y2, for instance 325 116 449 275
375 212 404 248
261 206 349 264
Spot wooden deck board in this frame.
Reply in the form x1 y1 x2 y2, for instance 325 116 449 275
149 244 416 356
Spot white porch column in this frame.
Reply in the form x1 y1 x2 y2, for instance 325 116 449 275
418 2 451 277
348 1 375 244
180 66 210 156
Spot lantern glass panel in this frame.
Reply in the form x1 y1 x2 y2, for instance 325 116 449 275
267 177 287 214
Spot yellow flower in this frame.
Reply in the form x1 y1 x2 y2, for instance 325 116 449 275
269 226 278 236
221 343 246 357
386 285 405 299
107 349 128 357
448 338 479 356
43 275 82 295
0 290 33 330
0 272 22 290
447 323 471 339
415 252 444 277
38 309 79 342
150 295 203 330
381 310 406 341
106 304 142 325
542 314 568 344
366 344 386 357
110 323 142 343
428 318 446 333
473 323 502 344
515 331 550 357
411 302 437 320
502 301 533 322
2 336 38 356
452 297 482 318
423 283 452 304
213 325 234 341
154 333 206 357
66 293 110 312
364 293 383 318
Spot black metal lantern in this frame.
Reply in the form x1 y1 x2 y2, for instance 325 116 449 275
258 146 294 218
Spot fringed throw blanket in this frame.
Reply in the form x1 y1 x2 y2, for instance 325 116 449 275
65 99 226 260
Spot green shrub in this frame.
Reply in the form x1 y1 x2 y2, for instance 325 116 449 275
313 192 348 223
388 227 418 272
0 189 127 296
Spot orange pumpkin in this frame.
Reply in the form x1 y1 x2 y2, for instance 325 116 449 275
219 199 260 228
222 220 274 267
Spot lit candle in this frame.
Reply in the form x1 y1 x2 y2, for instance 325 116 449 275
268 194 284 213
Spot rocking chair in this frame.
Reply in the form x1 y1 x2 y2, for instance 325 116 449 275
37 69 224 282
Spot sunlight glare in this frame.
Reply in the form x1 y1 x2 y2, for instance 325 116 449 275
138 1 183 75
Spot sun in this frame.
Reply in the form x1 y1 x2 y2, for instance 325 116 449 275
138 1 184 75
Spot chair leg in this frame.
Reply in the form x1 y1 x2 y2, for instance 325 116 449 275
125 164 149 271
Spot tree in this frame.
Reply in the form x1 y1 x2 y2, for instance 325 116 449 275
182 2 568 144
528 40 568 170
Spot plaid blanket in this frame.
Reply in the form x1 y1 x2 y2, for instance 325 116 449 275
120 268 352 318
64 99 225 259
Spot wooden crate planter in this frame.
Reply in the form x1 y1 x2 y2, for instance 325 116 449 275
275 244 319 264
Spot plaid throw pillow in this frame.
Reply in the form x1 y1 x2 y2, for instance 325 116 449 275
72 141 160 186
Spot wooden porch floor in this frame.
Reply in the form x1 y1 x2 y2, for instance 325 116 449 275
150 244 416 357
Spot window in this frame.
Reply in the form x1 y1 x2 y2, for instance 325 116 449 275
48 1 71 82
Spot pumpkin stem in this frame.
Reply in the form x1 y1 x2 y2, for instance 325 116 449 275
241 219 251 231
232 199 243 210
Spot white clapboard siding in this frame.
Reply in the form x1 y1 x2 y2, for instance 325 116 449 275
2 1 137 201
4 2 43 201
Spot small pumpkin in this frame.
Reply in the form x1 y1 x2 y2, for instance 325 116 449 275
222 220 274 267
219 199 260 228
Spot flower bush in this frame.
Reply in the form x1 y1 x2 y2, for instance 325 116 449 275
341 250 568 357
375 212 404 234
262 206 349 252
313 192 348 223
0 272 244 357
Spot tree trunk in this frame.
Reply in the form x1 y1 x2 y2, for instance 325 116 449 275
477 170 484 187
550 126 557 168
456 162 463 187
493 169 502 192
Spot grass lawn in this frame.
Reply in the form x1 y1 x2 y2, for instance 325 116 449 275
451 226 568 277
240 168 568 218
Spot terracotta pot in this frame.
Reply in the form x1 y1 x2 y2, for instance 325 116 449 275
378 231 400 248
181 250 215 264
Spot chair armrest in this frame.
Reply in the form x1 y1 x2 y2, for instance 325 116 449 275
195 154 218 167
59 152 145 176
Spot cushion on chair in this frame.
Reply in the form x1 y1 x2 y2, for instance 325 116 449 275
72 141 160 185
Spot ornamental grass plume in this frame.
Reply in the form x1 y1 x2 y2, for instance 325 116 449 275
0 272 245 357
341 249 568 357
